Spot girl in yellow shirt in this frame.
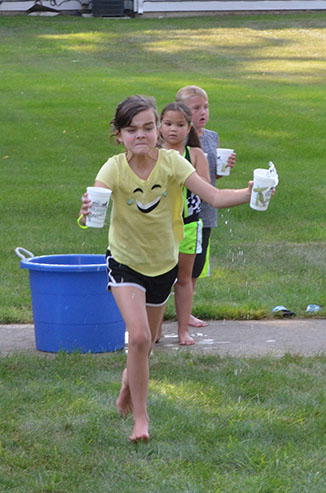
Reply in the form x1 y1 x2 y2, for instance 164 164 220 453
78 95 253 443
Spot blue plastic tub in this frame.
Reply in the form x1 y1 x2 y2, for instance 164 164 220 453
18 251 125 353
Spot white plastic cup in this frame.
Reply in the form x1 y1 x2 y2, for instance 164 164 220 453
216 148 234 176
250 169 275 211
86 187 112 228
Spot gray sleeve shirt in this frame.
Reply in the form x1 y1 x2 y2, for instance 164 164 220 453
199 128 219 228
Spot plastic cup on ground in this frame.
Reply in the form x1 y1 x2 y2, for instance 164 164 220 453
250 169 276 211
216 148 234 176
86 187 112 228
306 304 322 313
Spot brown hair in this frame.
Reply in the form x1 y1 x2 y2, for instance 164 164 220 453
110 95 159 143
159 102 201 148
176 85 208 104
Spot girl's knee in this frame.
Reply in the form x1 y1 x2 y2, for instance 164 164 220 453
176 276 192 288
128 327 152 352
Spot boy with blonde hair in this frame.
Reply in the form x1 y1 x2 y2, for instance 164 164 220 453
176 85 236 330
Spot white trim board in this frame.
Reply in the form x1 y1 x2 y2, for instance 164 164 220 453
137 1 326 14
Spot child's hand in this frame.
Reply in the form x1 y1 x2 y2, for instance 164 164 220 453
81 192 92 215
78 192 92 224
227 152 236 168
248 180 254 196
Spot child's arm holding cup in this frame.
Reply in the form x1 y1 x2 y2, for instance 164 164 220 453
185 171 253 209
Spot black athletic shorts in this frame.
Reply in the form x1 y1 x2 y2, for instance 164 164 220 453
106 251 178 307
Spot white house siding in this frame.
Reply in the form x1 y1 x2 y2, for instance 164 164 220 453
1 0 326 16
136 1 326 15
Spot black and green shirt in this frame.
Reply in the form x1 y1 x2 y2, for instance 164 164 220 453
182 146 201 225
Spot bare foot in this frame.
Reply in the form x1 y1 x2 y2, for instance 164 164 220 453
116 369 133 416
188 314 208 328
129 417 149 443
179 330 195 346
129 433 149 443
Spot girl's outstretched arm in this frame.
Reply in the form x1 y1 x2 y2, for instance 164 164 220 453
185 172 253 209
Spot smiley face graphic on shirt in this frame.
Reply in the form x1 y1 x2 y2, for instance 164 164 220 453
127 184 167 213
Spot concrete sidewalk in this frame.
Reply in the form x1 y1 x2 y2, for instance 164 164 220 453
1 319 326 357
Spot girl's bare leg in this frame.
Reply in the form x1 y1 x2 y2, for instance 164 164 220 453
189 277 208 328
174 253 196 345
112 285 166 442
147 303 167 350
116 367 132 416
154 309 165 343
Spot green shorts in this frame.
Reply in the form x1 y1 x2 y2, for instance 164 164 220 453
179 219 203 255
199 238 210 278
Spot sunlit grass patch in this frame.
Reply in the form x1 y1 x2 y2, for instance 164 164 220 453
39 31 118 53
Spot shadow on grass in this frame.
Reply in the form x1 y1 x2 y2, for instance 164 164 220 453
1 14 326 84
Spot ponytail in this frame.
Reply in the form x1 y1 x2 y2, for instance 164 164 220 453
186 126 201 148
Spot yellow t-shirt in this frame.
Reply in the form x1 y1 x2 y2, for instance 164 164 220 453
96 148 195 276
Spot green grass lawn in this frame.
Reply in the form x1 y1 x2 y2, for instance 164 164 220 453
1 13 326 492
1 13 326 322
2 350 326 492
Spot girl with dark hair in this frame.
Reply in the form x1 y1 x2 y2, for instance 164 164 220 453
158 102 210 345
78 95 253 442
